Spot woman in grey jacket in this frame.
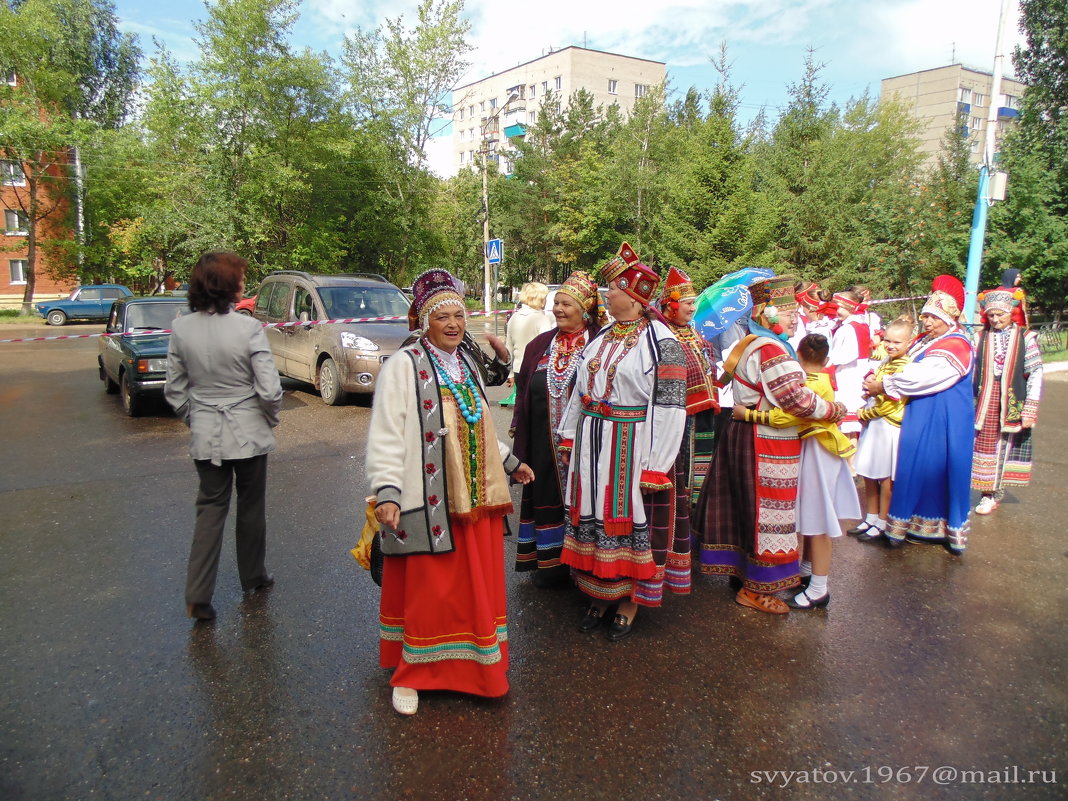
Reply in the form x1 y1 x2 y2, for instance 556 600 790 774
166 252 284 621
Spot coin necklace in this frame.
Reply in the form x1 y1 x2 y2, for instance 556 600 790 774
584 317 646 404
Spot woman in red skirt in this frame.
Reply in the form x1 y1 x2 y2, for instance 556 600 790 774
367 269 533 715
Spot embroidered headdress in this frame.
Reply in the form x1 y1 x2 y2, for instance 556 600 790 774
410 269 466 330
922 274 964 325
556 270 607 327
795 281 822 311
657 266 696 321
748 274 797 311
977 288 1021 314
833 292 863 315
599 242 660 306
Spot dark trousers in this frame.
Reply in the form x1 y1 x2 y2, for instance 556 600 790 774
186 454 270 605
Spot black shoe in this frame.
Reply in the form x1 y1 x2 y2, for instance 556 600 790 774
882 535 905 549
606 613 635 642
187 603 216 621
578 604 609 632
847 522 873 536
856 527 884 543
786 590 830 610
248 575 275 592
798 575 812 589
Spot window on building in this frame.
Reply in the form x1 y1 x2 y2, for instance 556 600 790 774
4 209 28 235
972 93 986 106
480 101 485 112
459 151 465 165
555 102 561 114
554 76 562 91
528 110 536 124
1002 93 1019 109
469 105 475 117
970 139 981 153
3 69 15 86
542 81 548 94
489 97 496 110
469 150 475 163
958 88 972 103
458 107 464 120
972 116 983 130
635 84 648 98
608 79 618 95
529 84 536 98
9 259 27 284
1 160 25 185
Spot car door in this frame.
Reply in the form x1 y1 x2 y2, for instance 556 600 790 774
280 283 318 382
76 288 101 319
258 281 293 375
99 288 127 319
101 301 125 380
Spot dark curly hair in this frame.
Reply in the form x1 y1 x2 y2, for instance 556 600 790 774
797 333 830 365
187 251 246 314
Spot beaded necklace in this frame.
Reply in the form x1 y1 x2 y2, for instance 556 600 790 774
583 317 647 405
425 342 484 508
547 329 587 399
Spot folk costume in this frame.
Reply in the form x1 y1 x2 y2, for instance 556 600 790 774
971 288 1043 512
510 271 605 583
829 292 871 436
560 246 688 607
789 281 822 350
854 353 911 481
693 275 846 602
658 267 719 555
367 270 523 699
882 276 975 554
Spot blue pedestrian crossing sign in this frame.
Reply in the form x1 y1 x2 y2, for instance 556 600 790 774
486 238 503 264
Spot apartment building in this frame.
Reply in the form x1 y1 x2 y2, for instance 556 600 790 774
880 64 1027 169
451 46 666 174
1 71 75 302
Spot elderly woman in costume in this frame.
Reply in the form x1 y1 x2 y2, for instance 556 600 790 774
656 266 719 541
366 269 534 715
693 274 846 615
500 281 553 407
863 275 974 554
509 271 605 586
559 243 687 641
971 288 1043 515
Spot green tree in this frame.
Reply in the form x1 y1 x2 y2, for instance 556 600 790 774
987 0 1068 314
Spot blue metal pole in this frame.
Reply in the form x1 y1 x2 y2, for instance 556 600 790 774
963 165 990 327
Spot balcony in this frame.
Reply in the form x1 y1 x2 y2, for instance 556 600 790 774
503 123 527 139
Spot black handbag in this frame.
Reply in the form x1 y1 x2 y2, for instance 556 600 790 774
370 531 384 587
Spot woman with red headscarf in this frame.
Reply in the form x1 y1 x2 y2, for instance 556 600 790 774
863 275 975 555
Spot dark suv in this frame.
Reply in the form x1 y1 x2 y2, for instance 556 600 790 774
252 271 411 404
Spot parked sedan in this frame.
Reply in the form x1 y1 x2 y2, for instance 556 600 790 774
36 284 132 326
98 297 189 416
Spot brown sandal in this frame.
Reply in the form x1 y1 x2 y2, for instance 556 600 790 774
735 588 789 615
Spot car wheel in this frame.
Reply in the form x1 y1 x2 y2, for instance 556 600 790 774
99 358 119 394
120 371 142 417
47 309 67 326
319 357 348 406
237 309 253 316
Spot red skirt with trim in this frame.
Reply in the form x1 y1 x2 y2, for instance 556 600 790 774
379 515 509 698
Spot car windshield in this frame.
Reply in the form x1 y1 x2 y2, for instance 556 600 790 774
316 286 410 321
125 302 189 332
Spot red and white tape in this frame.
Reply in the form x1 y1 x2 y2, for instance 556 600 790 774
0 309 512 344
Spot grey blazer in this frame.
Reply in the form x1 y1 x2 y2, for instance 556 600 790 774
165 310 284 465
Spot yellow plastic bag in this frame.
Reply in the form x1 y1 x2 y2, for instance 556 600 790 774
351 496 377 570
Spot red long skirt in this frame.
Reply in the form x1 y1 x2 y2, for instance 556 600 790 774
379 515 509 698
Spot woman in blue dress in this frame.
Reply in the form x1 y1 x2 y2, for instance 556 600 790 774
862 275 975 555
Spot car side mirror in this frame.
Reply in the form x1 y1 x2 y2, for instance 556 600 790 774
299 311 311 324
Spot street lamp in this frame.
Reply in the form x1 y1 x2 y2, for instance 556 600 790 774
481 91 520 315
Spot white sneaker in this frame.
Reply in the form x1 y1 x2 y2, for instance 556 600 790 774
974 497 998 515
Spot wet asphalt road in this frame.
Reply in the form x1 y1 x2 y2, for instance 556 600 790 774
0 323 1065 801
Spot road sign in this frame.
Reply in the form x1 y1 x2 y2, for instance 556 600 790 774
486 238 503 264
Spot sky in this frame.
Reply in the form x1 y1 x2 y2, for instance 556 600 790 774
110 0 1027 175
